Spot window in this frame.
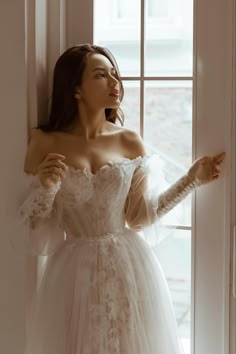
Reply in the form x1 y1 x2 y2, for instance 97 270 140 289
94 1 194 352
147 0 169 18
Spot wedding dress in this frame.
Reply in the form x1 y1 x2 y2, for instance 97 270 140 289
16 155 200 354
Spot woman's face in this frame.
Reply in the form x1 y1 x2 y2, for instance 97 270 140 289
76 53 121 111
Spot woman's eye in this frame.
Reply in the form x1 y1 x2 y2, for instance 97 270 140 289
96 73 105 78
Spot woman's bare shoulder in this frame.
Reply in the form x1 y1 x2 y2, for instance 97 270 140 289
24 128 54 174
118 126 147 159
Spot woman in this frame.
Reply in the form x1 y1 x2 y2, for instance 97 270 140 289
20 44 225 354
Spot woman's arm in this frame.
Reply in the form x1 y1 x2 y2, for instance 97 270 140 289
124 131 225 229
21 129 64 228
20 179 61 228
125 164 201 230
156 152 226 218
17 130 66 256
156 174 201 219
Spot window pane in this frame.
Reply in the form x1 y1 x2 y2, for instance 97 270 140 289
144 81 192 169
144 81 192 226
121 81 140 134
154 229 191 354
94 0 141 76
145 0 193 76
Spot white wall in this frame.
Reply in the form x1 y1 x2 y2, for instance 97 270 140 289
0 1 63 353
0 1 28 353
0 2 85 353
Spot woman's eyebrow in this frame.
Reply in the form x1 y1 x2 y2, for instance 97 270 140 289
92 67 116 73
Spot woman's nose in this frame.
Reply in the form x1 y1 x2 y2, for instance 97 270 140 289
110 75 119 87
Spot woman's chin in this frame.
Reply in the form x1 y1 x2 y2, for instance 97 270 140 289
106 102 120 109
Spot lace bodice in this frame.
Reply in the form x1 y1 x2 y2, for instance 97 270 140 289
59 159 138 240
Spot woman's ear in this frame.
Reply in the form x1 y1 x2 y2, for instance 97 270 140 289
74 87 81 99
74 92 80 99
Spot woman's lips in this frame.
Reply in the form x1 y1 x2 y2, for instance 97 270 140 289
109 90 120 97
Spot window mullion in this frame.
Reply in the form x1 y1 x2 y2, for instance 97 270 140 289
122 76 193 81
140 0 145 138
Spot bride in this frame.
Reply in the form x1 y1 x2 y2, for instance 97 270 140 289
20 43 225 354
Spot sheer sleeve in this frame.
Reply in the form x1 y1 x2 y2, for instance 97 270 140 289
11 173 65 256
124 155 201 247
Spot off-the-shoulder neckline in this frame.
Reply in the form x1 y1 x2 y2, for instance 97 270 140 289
67 155 151 177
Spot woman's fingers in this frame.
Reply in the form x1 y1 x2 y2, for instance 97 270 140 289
212 152 226 171
39 153 68 172
40 159 68 172
36 153 67 188
41 166 66 179
212 152 226 163
207 152 226 180
44 153 66 161
37 153 69 183
189 152 226 185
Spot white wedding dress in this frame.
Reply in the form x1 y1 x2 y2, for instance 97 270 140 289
16 155 192 354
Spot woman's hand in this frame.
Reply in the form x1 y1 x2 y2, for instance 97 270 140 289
37 153 68 189
187 152 226 185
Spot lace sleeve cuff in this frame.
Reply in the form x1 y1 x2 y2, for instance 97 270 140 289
156 174 202 219
20 179 62 226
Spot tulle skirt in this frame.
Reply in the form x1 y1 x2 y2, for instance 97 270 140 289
24 227 183 354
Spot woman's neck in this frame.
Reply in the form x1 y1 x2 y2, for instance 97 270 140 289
67 108 110 140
